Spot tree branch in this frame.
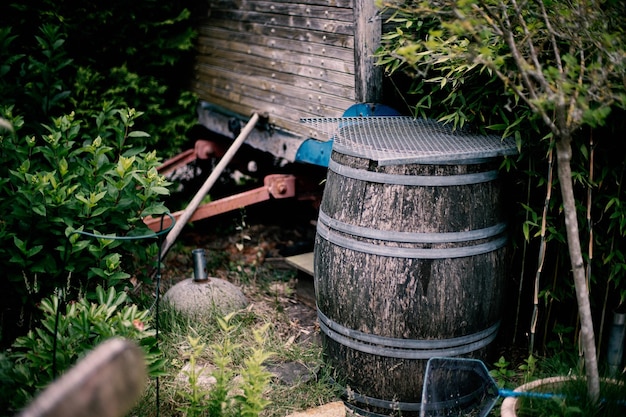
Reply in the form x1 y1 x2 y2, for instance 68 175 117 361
538 0 564 73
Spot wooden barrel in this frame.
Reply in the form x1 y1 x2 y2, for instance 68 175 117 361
314 147 509 416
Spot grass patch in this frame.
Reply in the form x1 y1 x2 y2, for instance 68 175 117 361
131 272 339 417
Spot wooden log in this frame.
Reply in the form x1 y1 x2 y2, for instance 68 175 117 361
17 338 146 417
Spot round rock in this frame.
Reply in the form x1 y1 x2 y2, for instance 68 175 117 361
163 278 248 318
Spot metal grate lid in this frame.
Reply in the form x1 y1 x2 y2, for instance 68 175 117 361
300 116 518 166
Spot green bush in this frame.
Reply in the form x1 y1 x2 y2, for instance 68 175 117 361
0 0 202 154
0 286 163 413
0 106 170 345
0 0 206 345
0 2 219 412
375 1 626 356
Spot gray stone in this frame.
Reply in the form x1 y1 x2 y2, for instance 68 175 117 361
175 362 217 390
266 361 315 385
163 278 248 318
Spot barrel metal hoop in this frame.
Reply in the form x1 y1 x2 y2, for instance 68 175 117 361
319 210 507 244
343 393 422 413
317 221 507 259
341 384 485 414
328 158 499 186
318 308 500 359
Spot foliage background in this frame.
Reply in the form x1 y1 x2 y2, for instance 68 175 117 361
0 0 205 154
375 1 626 364
0 0 206 347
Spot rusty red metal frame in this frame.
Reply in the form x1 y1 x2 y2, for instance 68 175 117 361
144 174 296 231
156 148 197 177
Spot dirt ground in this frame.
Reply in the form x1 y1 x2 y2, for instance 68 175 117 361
158 198 322 339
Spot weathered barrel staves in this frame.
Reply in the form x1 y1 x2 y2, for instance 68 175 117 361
310 117 518 416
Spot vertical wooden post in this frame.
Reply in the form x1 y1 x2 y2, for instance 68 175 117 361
354 0 383 103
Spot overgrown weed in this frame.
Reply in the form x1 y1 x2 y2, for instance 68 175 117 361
133 280 337 417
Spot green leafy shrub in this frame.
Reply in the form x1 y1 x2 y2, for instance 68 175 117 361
0 1 202 155
376 5 539 140
0 106 170 345
70 63 199 157
0 286 163 413
0 24 74 133
490 356 517 389
0 9 196 347
0 3 207 412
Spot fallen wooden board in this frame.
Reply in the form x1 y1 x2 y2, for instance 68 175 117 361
285 401 346 417
285 252 316 308
285 252 314 276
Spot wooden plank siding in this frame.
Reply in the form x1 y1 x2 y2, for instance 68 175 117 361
191 0 382 142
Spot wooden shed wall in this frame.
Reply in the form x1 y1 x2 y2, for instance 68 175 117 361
192 0 379 140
